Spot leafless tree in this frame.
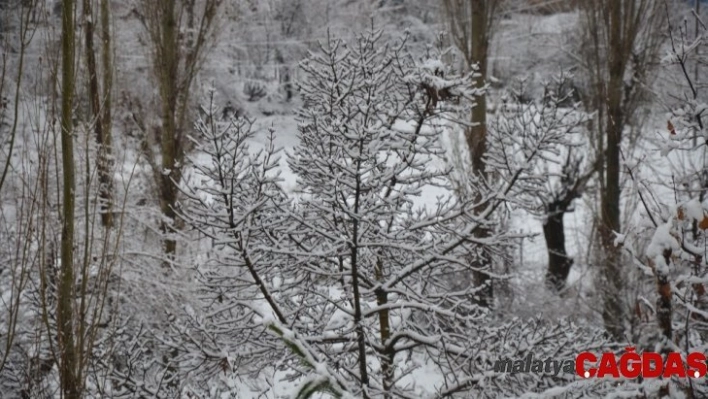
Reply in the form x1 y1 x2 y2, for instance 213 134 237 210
57 0 81 393
578 0 664 339
137 0 223 265
441 0 505 307
82 0 114 228
0 0 38 381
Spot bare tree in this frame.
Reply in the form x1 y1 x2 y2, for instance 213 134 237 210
441 0 504 306
57 0 80 394
268 30 582 399
441 0 501 174
579 0 664 339
0 0 38 380
83 0 114 228
0 0 34 195
138 0 222 264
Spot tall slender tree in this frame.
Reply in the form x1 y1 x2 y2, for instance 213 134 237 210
441 0 503 306
139 0 222 264
580 0 664 338
83 0 114 228
58 0 79 395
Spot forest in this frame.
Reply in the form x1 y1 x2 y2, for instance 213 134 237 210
0 0 707 398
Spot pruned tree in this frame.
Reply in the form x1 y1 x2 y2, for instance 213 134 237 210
488 76 596 292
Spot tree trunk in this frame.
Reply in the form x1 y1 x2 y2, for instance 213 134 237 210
544 203 574 291
465 0 493 307
655 250 673 340
599 0 626 339
466 0 488 178
84 0 113 228
58 0 80 395
375 258 393 399
350 181 369 398
156 0 182 265
100 0 114 228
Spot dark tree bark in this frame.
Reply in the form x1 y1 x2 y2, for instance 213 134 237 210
599 0 627 337
544 202 574 292
655 249 673 340
544 155 596 292
156 0 181 263
84 0 114 228
58 0 79 395
467 0 493 307
375 257 393 399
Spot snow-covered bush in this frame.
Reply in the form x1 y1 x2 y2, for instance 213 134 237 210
611 9 708 398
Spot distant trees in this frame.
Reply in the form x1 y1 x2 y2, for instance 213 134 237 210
271 0 309 101
0 0 31 197
0 0 40 394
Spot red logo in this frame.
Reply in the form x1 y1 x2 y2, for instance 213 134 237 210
575 348 707 379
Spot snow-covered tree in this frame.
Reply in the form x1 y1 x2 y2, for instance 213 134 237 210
609 9 708 397
171 94 293 396
281 28 486 398
240 28 609 399
441 0 506 307
137 0 223 264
